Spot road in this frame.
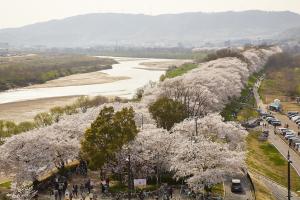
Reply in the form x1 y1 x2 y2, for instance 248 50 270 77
254 78 300 176
253 78 300 199
250 171 300 200
224 174 254 200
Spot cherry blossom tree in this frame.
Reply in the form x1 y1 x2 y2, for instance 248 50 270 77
169 132 245 191
0 46 281 194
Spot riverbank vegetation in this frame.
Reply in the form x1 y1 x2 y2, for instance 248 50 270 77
0 96 112 144
61 46 209 60
0 54 116 91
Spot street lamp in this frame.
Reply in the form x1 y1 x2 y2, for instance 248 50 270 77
287 151 292 200
195 116 198 136
140 113 144 130
126 155 132 200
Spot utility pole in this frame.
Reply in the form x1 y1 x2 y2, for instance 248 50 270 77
288 151 292 200
141 113 144 130
195 117 198 136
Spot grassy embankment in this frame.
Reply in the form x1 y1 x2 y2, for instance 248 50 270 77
0 181 11 200
0 54 117 91
160 63 198 81
251 176 275 200
259 53 300 111
247 131 300 194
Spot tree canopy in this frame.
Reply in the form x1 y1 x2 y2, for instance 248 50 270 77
149 97 188 130
81 106 138 170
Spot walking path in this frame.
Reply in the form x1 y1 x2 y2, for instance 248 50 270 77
254 78 300 176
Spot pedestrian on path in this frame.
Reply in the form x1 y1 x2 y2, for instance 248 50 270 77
73 184 78 197
80 184 84 196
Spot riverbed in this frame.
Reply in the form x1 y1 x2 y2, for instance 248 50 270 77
0 57 172 104
0 57 183 121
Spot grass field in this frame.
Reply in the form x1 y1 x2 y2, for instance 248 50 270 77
0 181 11 189
259 68 300 112
246 131 300 193
211 183 224 197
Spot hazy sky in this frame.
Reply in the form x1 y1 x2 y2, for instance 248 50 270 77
1 0 300 29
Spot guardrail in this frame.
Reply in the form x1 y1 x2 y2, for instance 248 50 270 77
246 172 256 200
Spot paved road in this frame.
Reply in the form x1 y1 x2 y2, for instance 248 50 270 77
254 78 300 176
224 174 254 200
250 171 300 200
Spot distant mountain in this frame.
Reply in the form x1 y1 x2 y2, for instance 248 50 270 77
279 27 300 40
1 10 300 47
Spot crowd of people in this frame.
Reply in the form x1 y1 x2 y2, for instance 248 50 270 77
51 177 96 200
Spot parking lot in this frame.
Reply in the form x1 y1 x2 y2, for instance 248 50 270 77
254 79 300 176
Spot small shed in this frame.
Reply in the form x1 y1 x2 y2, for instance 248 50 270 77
269 99 281 112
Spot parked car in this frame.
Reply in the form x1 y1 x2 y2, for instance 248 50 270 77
266 116 274 120
281 130 293 136
231 179 243 193
264 114 274 119
285 134 295 140
279 128 288 132
288 111 299 115
266 117 276 123
285 130 295 135
290 138 300 146
289 114 299 119
292 116 300 122
288 112 299 116
271 121 282 126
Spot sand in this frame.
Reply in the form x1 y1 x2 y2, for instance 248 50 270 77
0 96 80 123
26 71 129 89
137 60 191 70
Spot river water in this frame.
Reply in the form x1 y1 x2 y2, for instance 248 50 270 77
0 57 168 104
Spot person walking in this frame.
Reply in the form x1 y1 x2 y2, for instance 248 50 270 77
72 184 78 197
105 177 110 187
101 179 105 193
86 179 91 193
54 189 59 200
80 184 85 196
64 189 70 200
168 186 173 199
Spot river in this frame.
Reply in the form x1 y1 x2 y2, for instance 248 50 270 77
0 57 169 105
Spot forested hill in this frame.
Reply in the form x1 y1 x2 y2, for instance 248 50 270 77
1 10 300 47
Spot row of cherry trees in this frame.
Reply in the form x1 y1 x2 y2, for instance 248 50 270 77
0 47 281 199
